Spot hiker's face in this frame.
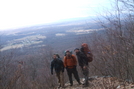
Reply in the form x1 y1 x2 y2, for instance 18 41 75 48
53 55 57 59
66 52 71 56
75 49 79 53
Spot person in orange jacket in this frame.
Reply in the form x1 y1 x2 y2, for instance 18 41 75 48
63 50 81 86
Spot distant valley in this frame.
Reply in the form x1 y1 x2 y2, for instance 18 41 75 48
0 18 103 53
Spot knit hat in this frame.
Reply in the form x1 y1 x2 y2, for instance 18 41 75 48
74 48 79 51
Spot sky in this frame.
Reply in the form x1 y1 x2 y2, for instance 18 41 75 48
0 0 112 30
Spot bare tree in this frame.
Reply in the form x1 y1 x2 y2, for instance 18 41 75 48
85 0 134 83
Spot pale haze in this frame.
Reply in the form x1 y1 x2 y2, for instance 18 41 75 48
0 0 111 30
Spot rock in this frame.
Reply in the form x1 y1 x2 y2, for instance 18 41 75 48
91 76 98 79
117 85 120 88
102 75 112 78
125 79 133 83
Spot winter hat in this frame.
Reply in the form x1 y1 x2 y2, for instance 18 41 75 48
74 48 79 51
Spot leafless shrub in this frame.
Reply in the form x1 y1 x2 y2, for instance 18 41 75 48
0 45 61 89
83 0 134 84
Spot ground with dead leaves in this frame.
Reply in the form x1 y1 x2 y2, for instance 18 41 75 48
54 76 134 89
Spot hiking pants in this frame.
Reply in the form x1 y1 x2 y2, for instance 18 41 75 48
66 67 80 85
56 71 64 87
81 65 89 85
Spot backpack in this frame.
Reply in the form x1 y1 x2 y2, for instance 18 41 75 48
81 43 93 62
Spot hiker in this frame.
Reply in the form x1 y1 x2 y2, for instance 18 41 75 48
55 53 60 59
51 54 64 88
63 50 81 86
74 48 89 87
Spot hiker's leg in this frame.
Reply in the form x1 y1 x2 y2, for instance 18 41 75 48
56 72 60 83
73 68 81 84
60 71 64 87
83 66 89 85
81 66 85 84
67 69 73 85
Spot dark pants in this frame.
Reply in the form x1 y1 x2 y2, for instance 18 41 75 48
66 67 80 85
81 65 89 85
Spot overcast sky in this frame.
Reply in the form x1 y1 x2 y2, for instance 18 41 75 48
0 0 112 30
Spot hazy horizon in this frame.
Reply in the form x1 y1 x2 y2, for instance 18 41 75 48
0 0 112 30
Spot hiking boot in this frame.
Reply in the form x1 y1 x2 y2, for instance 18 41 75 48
82 83 86 85
82 82 89 85
78 82 82 85
82 82 89 87
70 83 73 86
58 84 61 88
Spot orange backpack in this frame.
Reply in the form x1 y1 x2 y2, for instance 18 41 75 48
81 43 93 62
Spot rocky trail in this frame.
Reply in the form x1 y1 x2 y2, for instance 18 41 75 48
55 76 134 89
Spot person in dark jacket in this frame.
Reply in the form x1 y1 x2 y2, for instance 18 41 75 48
51 54 64 88
74 48 89 87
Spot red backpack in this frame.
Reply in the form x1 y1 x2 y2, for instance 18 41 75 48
81 43 93 62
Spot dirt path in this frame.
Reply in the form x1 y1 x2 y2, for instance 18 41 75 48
55 77 134 89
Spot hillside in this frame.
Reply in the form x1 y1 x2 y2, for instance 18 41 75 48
0 0 134 89
0 16 134 89
0 18 103 53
